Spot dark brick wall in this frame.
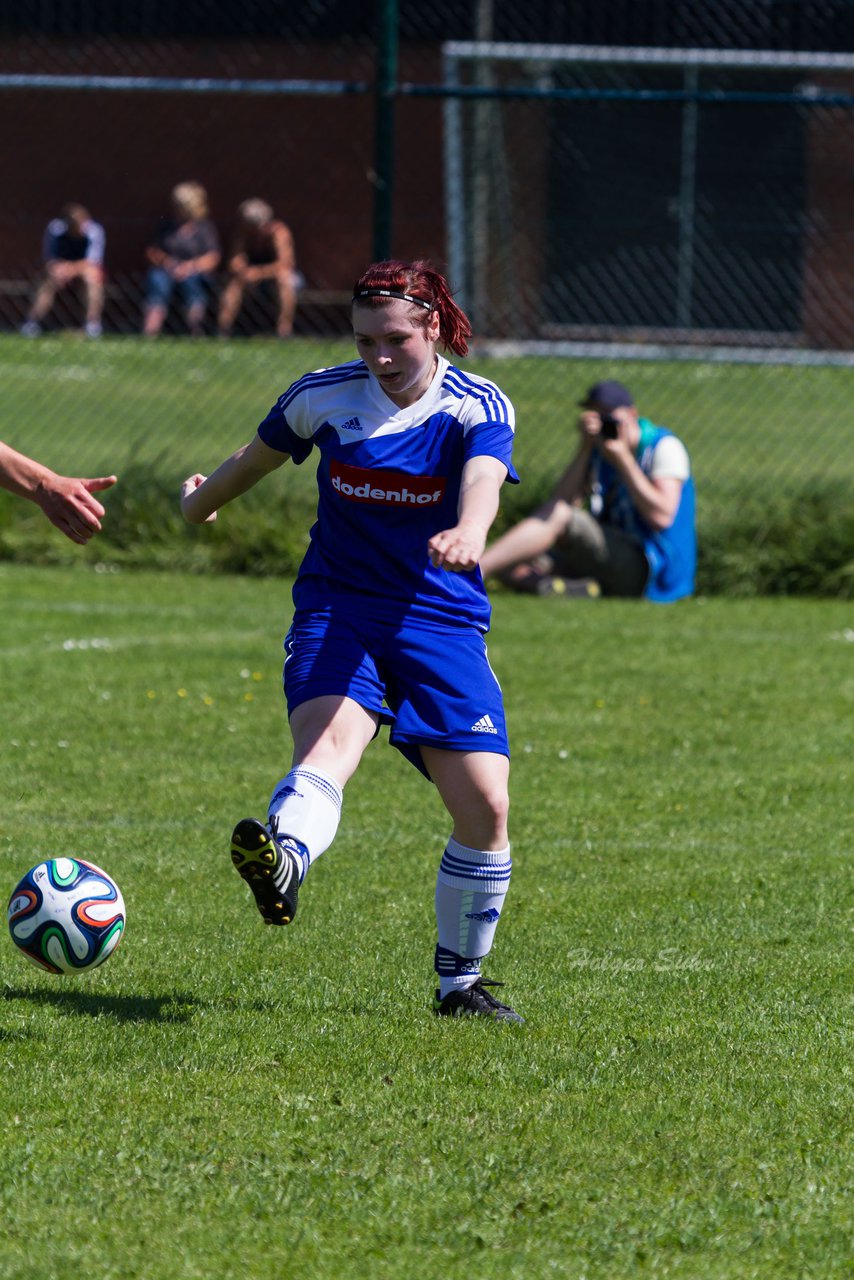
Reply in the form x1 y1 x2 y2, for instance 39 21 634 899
1 37 446 293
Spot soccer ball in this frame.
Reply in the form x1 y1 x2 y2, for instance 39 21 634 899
7 857 126 975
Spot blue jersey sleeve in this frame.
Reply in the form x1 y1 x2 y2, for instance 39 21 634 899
446 366 520 484
464 419 520 484
257 390 314 464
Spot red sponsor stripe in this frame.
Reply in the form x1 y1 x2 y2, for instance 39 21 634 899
330 460 446 506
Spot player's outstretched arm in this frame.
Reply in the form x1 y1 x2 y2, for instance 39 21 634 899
181 435 288 524
0 441 116 544
428 455 506 572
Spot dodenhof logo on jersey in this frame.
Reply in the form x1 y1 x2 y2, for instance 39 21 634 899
330 461 446 507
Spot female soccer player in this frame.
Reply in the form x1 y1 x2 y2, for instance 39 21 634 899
181 259 522 1022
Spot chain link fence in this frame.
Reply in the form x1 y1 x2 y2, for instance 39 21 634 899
1 1 853 589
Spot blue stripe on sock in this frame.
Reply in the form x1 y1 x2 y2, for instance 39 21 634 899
439 852 512 883
293 767 342 813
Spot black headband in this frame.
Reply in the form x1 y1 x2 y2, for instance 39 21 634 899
353 287 433 310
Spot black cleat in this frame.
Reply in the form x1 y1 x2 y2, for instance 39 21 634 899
230 817 301 926
433 978 524 1023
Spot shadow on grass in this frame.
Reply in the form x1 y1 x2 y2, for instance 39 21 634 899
2 987 201 1023
3 987 283 1021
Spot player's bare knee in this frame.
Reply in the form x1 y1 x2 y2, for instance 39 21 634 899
467 785 510 847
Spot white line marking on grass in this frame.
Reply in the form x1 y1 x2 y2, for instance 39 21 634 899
9 599 204 617
0 628 273 659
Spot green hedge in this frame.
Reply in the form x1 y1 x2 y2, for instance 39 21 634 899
1 467 852 597
696 482 854 597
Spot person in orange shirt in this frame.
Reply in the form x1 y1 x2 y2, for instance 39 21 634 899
218 198 299 339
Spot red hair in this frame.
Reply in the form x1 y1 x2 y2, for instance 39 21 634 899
352 259 471 357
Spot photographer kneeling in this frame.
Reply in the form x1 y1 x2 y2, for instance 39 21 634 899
480 380 696 602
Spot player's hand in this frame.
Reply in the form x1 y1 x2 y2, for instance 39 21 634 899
428 521 487 572
181 473 217 523
38 474 117 544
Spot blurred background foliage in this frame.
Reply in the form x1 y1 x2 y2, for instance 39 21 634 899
1 1 852 594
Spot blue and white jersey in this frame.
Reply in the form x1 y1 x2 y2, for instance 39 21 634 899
43 218 105 266
258 354 519 629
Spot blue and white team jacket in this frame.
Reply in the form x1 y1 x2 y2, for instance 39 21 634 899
593 420 696 603
258 354 519 630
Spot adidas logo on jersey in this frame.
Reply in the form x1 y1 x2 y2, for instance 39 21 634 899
471 714 498 734
341 417 362 432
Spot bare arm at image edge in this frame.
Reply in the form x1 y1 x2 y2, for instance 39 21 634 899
0 442 116 544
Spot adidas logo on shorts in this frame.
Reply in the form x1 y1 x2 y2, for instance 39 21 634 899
471 714 498 734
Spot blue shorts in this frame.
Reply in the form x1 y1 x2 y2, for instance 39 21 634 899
145 266 208 309
282 609 509 778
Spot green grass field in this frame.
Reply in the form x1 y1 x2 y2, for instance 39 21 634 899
1 563 851 1279
2 332 852 506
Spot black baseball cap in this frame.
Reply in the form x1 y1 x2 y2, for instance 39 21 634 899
580 380 634 411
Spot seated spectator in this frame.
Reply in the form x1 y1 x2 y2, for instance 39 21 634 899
217 198 300 339
480 380 696 602
142 181 221 337
21 203 106 339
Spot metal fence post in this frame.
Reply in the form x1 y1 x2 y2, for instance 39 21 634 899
373 0 399 262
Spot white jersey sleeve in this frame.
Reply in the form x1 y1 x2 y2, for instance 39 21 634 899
649 434 690 481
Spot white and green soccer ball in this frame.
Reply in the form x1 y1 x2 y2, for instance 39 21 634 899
7 857 126 975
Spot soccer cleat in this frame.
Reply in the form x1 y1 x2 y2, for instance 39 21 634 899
433 978 524 1024
535 575 601 599
230 817 300 926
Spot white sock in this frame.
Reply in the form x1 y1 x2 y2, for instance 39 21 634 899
434 837 512 998
268 766 342 881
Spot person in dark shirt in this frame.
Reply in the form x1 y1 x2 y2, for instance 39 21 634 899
21 203 106 339
218 198 300 339
142 181 221 337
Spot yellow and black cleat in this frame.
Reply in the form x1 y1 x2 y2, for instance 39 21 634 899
230 817 300 925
